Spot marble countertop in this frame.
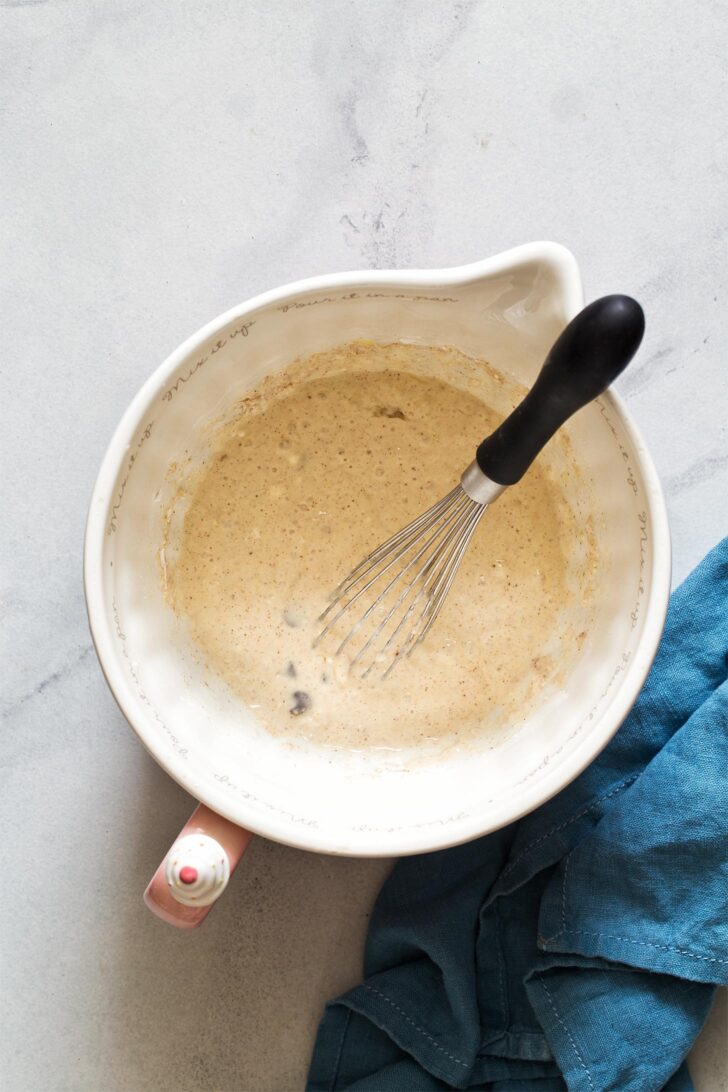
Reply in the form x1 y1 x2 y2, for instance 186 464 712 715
3 2 726 1090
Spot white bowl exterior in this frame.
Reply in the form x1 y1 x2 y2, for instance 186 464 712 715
84 243 670 855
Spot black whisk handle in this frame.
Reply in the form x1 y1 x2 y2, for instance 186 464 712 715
476 295 645 486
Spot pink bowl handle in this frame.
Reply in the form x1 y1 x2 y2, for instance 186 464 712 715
144 804 253 929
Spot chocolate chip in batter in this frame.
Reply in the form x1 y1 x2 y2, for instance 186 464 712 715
373 405 406 420
289 690 311 716
285 661 297 678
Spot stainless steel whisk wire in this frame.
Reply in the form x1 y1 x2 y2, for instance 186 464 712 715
315 484 488 678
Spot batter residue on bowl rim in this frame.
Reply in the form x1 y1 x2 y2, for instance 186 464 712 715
162 341 598 756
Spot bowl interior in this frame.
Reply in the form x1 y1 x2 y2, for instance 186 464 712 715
88 252 668 854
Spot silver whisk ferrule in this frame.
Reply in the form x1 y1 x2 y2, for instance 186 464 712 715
315 462 505 679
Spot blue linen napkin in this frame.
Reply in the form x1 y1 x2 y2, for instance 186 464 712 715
308 538 728 1092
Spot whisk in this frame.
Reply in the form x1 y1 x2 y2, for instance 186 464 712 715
316 295 645 678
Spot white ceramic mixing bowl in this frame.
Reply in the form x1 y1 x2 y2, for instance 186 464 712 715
84 242 670 926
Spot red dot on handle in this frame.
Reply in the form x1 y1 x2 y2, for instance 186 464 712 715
179 865 198 885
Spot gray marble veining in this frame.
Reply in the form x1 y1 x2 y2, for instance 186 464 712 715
2 1 726 1090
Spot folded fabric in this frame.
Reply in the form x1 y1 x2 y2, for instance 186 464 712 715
308 538 728 1092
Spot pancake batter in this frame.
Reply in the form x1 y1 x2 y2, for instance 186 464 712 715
163 341 596 754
